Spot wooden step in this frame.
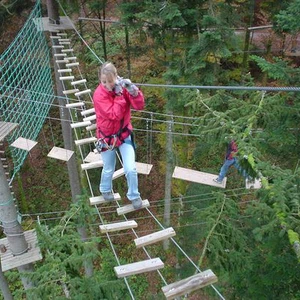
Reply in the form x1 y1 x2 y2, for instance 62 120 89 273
99 220 137 233
61 49 73 52
83 151 102 163
90 193 121 205
64 56 77 60
117 199 150 215
58 68 72 73
57 33 67 36
75 136 97 146
70 121 91 129
63 89 79 95
65 102 85 108
71 79 87 86
81 160 103 170
113 162 153 180
47 146 74 162
50 35 60 39
245 178 262 189
75 89 91 97
58 38 70 42
59 41 70 45
86 124 97 131
10 137 37 151
52 45 64 48
161 269 218 300
54 53 67 57
83 114 96 122
114 258 164 278
134 227 176 248
56 59 69 63
81 108 95 116
66 62 79 67
172 166 227 188
59 76 75 81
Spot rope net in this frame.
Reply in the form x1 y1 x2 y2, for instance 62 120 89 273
0 0 54 178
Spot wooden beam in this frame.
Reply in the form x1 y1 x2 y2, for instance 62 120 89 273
47 146 74 161
113 162 153 180
75 136 97 146
161 269 218 300
81 160 103 170
117 200 150 215
99 220 137 233
172 166 227 188
114 258 164 278
89 193 121 205
0 122 18 141
70 121 91 128
0 230 42 272
134 227 176 248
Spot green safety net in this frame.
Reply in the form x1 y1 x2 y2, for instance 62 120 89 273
0 0 54 180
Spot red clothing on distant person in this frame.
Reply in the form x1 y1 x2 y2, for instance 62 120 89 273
226 140 238 160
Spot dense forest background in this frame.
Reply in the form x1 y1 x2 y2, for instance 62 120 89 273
1 0 300 299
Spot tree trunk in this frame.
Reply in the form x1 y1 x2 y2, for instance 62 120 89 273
47 0 93 277
0 263 13 300
163 116 174 250
0 160 34 289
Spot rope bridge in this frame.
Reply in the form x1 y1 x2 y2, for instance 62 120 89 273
0 0 54 179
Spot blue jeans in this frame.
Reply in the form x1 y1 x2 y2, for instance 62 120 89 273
217 157 249 181
100 136 140 200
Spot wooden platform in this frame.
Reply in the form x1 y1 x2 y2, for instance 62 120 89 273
10 137 37 151
245 178 262 189
33 16 74 31
117 200 150 215
84 151 102 163
114 257 164 278
172 166 227 188
134 227 176 248
162 269 218 299
89 193 121 205
81 161 103 170
99 220 137 233
0 230 42 272
0 122 18 141
113 162 153 180
47 146 74 161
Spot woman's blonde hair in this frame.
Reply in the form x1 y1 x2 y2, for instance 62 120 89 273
99 62 117 81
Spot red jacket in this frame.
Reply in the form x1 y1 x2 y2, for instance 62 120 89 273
226 140 238 160
93 84 145 145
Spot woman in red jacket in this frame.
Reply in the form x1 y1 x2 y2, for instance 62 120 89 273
93 62 145 209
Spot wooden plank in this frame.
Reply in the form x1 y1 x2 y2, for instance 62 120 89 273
0 230 42 272
47 146 74 161
65 102 85 108
70 121 91 128
86 124 97 131
81 160 103 170
117 200 150 215
75 89 91 97
134 227 176 248
10 137 37 151
0 122 18 141
90 193 121 205
81 108 95 116
66 62 79 67
245 178 262 189
75 136 97 146
59 76 74 80
83 151 102 163
83 115 96 122
99 220 137 233
113 162 153 180
114 257 164 278
63 89 79 95
162 269 218 300
71 79 87 86
172 166 227 188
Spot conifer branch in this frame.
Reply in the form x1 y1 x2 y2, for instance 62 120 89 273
196 195 226 269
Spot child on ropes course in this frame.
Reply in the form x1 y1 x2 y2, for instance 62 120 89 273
213 139 252 184
93 62 145 209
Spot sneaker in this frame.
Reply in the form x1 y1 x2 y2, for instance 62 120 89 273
213 178 223 184
102 192 114 202
131 197 143 209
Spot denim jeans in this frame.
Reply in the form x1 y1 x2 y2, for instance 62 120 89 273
217 157 249 181
100 136 140 200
